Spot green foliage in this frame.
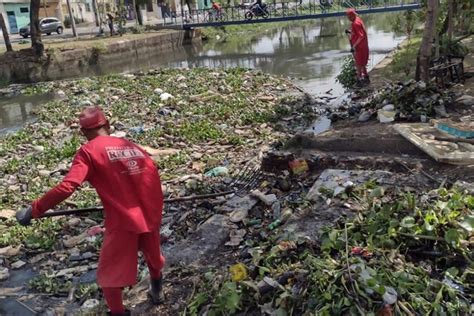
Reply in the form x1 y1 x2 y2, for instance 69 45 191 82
439 38 469 57
336 56 357 89
0 218 63 250
30 274 72 294
187 278 241 316
158 152 190 171
178 120 224 142
381 37 421 82
75 283 100 300
21 84 50 95
391 10 418 39
188 187 473 315
63 16 81 28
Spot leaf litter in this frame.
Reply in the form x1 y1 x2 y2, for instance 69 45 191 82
0 68 472 315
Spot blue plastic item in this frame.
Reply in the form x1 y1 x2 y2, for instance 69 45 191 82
437 123 474 139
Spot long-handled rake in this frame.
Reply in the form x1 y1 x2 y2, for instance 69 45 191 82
41 163 264 218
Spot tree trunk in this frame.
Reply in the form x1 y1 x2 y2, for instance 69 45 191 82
66 0 77 37
0 12 13 52
135 3 143 25
92 0 100 27
447 0 454 41
415 0 438 82
30 0 44 56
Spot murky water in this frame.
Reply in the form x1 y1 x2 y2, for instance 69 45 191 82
0 12 403 133
0 94 55 134
170 13 404 95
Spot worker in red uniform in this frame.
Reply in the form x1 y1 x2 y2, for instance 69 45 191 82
16 107 165 315
345 8 370 86
211 0 221 10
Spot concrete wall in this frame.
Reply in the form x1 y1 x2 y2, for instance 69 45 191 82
0 30 202 84
0 3 7 33
2 1 30 33
38 0 61 20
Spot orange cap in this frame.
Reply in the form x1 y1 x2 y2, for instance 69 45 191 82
346 8 357 18
79 106 108 129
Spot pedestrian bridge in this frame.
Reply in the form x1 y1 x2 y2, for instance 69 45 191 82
164 0 421 29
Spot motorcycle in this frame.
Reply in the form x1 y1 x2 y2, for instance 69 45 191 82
244 4 269 20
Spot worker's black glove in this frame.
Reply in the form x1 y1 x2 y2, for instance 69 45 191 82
350 47 355 53
345 29 351 35
16 206 33 226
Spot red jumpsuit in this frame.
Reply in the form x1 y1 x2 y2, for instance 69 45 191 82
350 16 369 67
32 135 165 288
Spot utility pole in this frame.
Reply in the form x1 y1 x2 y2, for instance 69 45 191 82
66 0 77 37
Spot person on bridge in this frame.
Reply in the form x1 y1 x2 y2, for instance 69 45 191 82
211 0 223 19
251 0 267 14
16 107 166 316
211 0 221 11
345 8 370 86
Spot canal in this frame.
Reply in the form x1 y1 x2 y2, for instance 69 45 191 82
0 12 404 133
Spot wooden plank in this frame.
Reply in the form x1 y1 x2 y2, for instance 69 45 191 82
394 124 474 165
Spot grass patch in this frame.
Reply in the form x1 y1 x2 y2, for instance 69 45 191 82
0 218 63 250
379 36 421 82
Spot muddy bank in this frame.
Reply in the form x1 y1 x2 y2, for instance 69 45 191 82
0 30 201 84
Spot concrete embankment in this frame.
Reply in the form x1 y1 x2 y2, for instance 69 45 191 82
0 29 201 84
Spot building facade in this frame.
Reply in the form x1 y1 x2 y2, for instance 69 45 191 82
0 0 116 34
0 0 30 34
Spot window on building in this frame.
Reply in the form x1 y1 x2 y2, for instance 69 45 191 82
147 0 154 12
85 3 91 12
20 7 29 13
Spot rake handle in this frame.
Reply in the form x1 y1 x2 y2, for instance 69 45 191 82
40 190 235 218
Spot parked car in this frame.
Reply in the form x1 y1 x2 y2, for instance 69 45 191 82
19 17 64 38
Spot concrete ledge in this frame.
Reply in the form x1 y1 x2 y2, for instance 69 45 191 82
0 30 201 84
285 124 426 156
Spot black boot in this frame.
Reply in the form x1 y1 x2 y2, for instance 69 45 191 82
107 309 131 316
149 277 165 305
354 79 364 88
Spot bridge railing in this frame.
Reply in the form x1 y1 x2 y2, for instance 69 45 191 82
162 0 421 26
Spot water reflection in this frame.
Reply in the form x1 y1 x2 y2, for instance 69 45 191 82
0 12 404 132
0 94 53 134
171 13 404 94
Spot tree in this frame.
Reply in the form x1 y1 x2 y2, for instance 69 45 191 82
447 0 454 40
0 12 13 52
415 0 438 82
30 0 44 56
134 0 146 25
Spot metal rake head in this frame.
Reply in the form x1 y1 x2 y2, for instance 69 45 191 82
226 162 265 196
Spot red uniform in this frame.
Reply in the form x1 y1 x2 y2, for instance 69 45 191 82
350 16 369 67
32 135 165 288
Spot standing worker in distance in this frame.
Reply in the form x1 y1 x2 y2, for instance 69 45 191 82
16 106 165 315
345 8 370 86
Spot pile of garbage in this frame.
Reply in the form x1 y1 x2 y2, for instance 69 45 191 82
0 68 317 313
185 176 474 315
346 80 457 123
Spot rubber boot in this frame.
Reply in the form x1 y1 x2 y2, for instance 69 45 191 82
354 79 364 88
107 310 131 316
149 277 165 305
363 76 371 85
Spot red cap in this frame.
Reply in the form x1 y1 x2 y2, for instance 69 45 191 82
346 8 357 18
79 106 108 129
